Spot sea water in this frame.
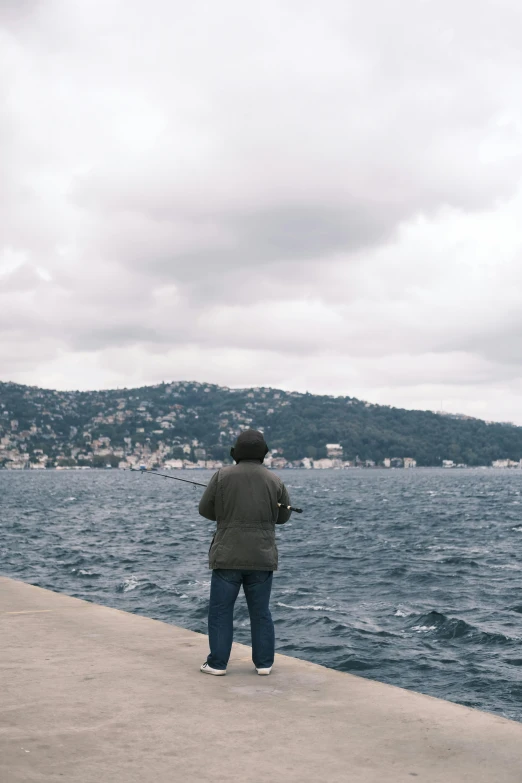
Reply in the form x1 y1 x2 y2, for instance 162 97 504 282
1 468 521 722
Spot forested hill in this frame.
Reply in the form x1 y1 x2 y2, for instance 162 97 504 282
1 380 521 468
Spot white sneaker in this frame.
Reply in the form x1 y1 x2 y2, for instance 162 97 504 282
256 667 272 676
200 662 226 676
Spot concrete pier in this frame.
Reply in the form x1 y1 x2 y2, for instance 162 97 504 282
1 577 521 783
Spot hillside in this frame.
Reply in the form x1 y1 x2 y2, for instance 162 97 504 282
1 380 522 469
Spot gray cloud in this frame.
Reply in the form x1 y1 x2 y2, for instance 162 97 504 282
2 0 522 422
0 0 41 26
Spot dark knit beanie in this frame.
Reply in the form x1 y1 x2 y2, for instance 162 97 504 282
230 429 269 463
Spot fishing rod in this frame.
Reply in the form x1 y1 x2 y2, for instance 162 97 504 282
128 465 303 513
128 466 207 486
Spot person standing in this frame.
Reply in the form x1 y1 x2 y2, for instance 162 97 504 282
198 429 292 676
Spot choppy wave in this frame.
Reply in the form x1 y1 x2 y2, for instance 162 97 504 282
405 611 518 644
276 602 336 611
117 576 142 592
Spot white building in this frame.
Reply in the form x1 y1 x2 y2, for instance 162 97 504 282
325 443 343 458
313 458 335 469
492 459 519 468
164 459 184 470
442 460 455 468
404 458 417 468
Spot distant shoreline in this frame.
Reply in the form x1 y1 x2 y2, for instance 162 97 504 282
0 465 517 472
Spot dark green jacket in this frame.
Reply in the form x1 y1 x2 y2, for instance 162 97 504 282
198 461 291 571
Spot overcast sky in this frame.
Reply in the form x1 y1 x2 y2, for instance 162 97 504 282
2 1 522 422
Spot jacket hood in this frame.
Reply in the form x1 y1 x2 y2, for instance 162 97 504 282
230 429 269 463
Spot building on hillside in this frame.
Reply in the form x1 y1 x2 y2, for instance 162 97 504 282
492 459 520 468
326 443 343 458
164 459 184 470
442 460 455 468
313 458 335 469
383 458 391 468
404 457 417 468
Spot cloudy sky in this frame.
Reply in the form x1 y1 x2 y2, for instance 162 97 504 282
2 0 522 422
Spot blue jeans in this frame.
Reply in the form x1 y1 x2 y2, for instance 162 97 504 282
207 569 274 671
